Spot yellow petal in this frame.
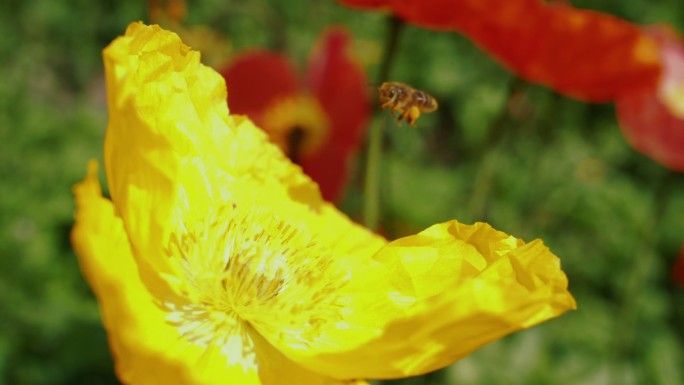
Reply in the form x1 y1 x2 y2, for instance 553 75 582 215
269 221 575 379
102 22 374 289
73 161 251 384
73 161 354 385
94 22 575 383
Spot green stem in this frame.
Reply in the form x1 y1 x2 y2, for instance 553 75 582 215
376 16 404 84
362 16 404 231
363 116 384 230
465 77 525 221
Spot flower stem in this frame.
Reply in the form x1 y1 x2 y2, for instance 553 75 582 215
376 16 404 85
363 117 384 230
465 77 526 222
363 16 404 231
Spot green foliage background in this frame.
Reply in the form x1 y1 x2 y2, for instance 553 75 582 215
1 0 683 384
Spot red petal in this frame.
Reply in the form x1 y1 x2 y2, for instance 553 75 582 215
219 52 300 125
356 0 663 101
304 27 371 202
616 28 684 171
300 144 351 204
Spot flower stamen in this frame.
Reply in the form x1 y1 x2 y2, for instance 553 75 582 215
160 203 349 362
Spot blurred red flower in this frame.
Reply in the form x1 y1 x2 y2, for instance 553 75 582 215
338 0 684 171
219 27 370 202
338 0 661 101
617 27 684 171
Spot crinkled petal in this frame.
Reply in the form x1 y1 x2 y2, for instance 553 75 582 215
101 24 393 379
72 161 357 385
266 221 575 379
96 23 574 383
102 23 356 285
72 161 258 384
103 22 230 281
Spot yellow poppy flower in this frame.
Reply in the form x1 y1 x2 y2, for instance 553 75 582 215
71 22 576 385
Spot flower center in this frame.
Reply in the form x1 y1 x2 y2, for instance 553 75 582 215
261 95 329 162
160 204 348 361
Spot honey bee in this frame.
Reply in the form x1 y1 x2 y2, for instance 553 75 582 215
377 82 438 126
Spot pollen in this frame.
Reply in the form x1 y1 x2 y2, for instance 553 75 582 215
160 203 349 361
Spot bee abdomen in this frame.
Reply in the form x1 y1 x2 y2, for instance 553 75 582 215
414 90 437 112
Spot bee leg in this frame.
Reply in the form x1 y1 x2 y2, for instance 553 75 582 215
393 108 408 125
390 106 400 120
406 106 420 126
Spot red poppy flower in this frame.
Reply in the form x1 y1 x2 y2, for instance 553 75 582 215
338 0 684 171
616 27 684 171
338 0 662 101
219 27 370 202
